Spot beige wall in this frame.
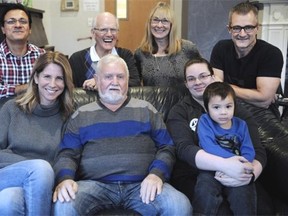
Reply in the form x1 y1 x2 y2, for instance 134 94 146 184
32 0 104 57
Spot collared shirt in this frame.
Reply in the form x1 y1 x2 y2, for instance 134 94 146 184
0 40 45 98
89 45 118 62
87 46 118 79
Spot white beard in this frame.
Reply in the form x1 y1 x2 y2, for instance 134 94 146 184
98 89 126 105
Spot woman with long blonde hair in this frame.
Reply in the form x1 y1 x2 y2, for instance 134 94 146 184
135 2 201 91
0 51 74 215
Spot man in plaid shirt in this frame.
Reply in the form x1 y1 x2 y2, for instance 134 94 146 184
0 3 45 99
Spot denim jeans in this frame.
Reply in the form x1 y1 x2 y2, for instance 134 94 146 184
0 187 24 215
53 180 192 216
193 171 257 215
0 159 54 216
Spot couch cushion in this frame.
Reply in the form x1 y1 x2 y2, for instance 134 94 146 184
73 86 186 122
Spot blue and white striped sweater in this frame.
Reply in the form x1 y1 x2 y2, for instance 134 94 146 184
54 97 175 184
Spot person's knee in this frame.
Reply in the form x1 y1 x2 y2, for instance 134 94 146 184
28 159 54 180
159 183 192 215
29 159 53 171
53 200 78 216
195 174 220 195
173 190 192 214
22 159 54 190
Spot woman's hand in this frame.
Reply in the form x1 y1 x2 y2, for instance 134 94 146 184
214 171 251 187
219 156 253 180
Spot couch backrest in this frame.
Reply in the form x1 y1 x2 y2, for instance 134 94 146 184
73 86 186 122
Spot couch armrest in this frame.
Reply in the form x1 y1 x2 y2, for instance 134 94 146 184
261 138 288 202
239 101 288 202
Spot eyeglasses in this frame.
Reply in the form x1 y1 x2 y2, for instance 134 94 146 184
186 74 212 84
93 28 119 35
4 18 29 26
151 18 170 26
229 25 257 33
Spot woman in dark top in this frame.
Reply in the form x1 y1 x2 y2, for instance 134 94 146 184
135 1 200 91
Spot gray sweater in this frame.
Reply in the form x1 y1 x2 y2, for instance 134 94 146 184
0 99 64 168
134 39 200 91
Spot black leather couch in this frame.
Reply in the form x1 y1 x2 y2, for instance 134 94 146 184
73 86 288 215
1 86 287 215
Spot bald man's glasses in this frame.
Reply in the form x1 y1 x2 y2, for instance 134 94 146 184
93 28 118 35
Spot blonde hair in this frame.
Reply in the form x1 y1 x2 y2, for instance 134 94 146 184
16 51 74 120
138 2 181 55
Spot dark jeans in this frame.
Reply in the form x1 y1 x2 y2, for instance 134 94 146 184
193 171 257 215
53 180 192 216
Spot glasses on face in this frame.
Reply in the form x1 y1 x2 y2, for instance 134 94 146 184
186 74 212 84
93 28 119 35
4 18 29 26
151 18 170 26
229 25 257 33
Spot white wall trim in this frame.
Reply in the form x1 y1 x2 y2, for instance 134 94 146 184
259 2 288 92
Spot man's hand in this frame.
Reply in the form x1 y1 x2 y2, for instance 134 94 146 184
83 78 97 91
140 174 163 204
53 179 78 203
15 84 28 95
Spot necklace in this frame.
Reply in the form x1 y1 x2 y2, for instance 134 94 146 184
153 54 165 71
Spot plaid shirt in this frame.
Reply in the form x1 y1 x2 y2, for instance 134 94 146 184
0 40 45 98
